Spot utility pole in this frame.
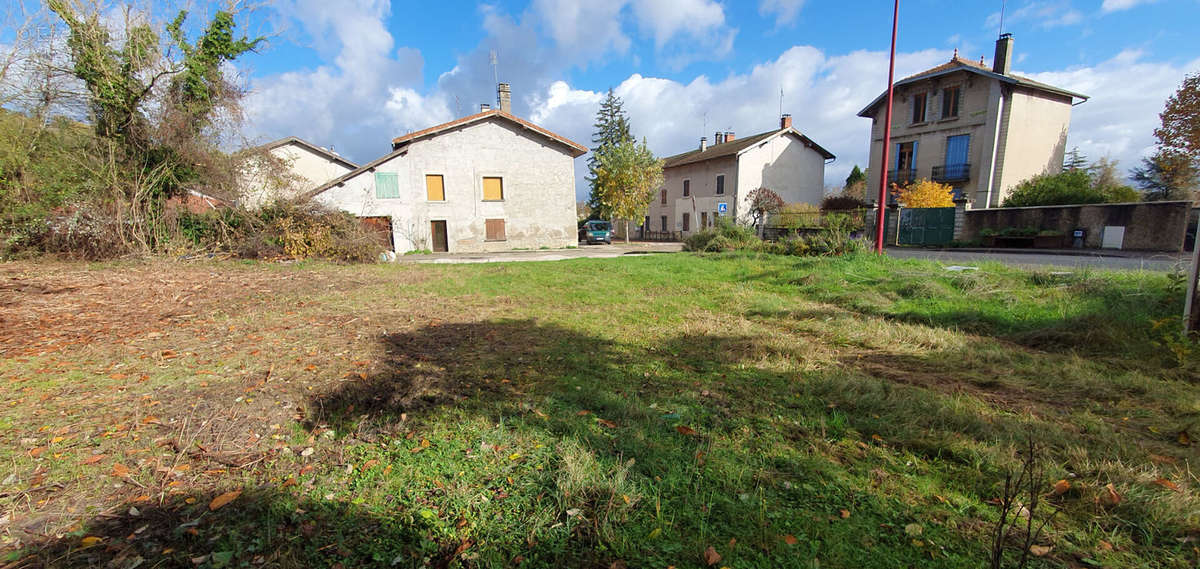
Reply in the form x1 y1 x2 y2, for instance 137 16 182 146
874 0 899 254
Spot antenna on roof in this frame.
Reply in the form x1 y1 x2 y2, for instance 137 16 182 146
998 0 1007 36
489 50 500 105
779 87 784 122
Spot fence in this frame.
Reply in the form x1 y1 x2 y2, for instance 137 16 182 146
762 208 869 241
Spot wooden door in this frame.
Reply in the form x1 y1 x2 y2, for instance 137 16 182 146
431 220 448 252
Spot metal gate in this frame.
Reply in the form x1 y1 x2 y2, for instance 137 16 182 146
887 207 956 246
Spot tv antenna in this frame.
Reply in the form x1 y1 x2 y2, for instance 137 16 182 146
489 49 500 104
998 0 1008 36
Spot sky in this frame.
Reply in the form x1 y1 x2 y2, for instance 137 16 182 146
232 0 1200 200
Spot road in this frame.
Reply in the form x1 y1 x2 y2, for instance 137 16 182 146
886 248 1187 271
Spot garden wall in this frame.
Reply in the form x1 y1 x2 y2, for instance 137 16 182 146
963 201 1192 251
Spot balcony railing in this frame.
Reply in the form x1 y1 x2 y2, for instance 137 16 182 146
887 169 917 186
932 163 971 182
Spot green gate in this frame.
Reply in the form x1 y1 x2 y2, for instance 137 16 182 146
886 207 956 246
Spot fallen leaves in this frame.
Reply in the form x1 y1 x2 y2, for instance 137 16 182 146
1029 545 1052 557
111 463 131 477
1153 478 1180 492
675 425 698 436
1178 430 1192 447
80 536 103 548
28 446 45 457
80 454 106 465
209 490 242 511
1051 479 1071 496
782 534 798 545
839 509 851 519
1099 483 1122 507
703 546 721 566
596 419 617 429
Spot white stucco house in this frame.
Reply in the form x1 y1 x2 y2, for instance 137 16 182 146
306 86 587 253
238 137 359 209
645 115 835 236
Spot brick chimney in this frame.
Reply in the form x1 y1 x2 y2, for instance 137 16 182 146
724 131 735 142
714 131 724 144
780 114 792 129
699 137 708 152
497 83 512 113
480 103 491 112
993 33 1013 75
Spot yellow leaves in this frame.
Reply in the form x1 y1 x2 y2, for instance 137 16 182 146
209 490 242 511
410 439 431 453
80 536 103 548
647 528 662 539
675 425 698 436
508 453 521 461
893 178 955 208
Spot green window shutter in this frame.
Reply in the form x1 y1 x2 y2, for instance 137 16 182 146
375 172 400 199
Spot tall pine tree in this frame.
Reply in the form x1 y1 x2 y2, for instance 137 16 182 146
586 89 633 219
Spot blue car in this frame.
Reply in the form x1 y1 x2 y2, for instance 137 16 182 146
579 220 613 244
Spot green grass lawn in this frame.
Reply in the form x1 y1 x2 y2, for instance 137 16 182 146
0 253 1196 568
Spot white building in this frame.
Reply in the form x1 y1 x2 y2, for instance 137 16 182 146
238 137 358 209
307 85 587 253
645 115 834 236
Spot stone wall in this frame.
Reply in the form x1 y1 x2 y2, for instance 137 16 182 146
962 201 1192 251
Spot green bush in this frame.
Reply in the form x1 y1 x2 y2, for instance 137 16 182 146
1002 170 1140 207
686 217 865 257
683 220 760 252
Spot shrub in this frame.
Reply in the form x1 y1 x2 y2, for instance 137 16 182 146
894 179 955 207
684 219 760 252
1002 170 1107 207
820 195 868 211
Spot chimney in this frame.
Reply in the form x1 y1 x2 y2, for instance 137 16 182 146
780 114 792 129
480 103 491 112
993 33 1013 75
724 131 735 142
699 137 708 152
497 83 512 113
714 131 724 144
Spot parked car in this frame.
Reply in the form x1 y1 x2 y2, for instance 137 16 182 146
578 220 613 244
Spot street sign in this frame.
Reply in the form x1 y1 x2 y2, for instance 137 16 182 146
717 202 728 213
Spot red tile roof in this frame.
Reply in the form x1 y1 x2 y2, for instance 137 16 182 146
390 109 587 157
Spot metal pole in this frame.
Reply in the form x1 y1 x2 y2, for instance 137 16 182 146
1184 237 1200 333
874 0 899 254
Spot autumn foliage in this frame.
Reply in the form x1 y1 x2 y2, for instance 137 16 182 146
892 179 955 208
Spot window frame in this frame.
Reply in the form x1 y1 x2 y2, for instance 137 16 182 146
660 215 668 232
682 179 690 197
911 92 927 124
481 176 504 201
484 218 507 242
941 86 961 119
715 174 725 195
425 174 445 201
661 189 667 204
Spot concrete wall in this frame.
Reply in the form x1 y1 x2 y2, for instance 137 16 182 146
240 143 355 209
649 131 827 237
993 87 1072 204
315 119 578 253
962 201 1192 251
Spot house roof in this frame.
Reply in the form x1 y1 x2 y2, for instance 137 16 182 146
391 109 588 158
306 110 588 198
856 55 1089 118
661 127 834 169
246 136 360 170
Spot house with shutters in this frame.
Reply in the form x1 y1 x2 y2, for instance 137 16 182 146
644 114 834 237
306 83 587 253
857 34 1088 208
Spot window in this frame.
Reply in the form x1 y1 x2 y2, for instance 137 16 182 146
482 177 504 201
683 179 690 197
911 92 927 123
425 174 445 201
485 218 506 241
941 86 960 118
701 212 708 228
716 174 725 195
682 213 690 232
644 216 650 229
660 189 667 204
375 172 400 199
660 216 667 232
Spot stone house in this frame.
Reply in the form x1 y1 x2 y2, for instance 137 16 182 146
645 115 834 236
857 34 1089 208
307 84 587 253
238 137 359 209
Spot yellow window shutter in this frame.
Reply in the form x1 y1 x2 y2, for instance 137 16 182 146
425 175 444 201
482 177 503 201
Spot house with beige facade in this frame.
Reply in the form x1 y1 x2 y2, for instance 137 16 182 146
238 137 359 209
644 115 834 236
858 34 1088 208
307 84 587 253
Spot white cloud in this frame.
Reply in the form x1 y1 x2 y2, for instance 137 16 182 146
759 0 806 27
531 0 630 61
986 1 1083 30
1101 0 1157 13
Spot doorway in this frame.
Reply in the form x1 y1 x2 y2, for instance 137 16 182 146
430 220 448 252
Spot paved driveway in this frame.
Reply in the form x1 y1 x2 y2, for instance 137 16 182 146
399 241 684 264
886 247 1189 272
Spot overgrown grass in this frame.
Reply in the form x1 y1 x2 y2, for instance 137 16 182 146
0 253 1196 568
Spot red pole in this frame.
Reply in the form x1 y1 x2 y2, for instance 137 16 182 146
874 0 899 254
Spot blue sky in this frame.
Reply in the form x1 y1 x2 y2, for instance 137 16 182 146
232 0 1200 199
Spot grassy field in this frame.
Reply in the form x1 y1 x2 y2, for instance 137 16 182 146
0 252 1196 568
